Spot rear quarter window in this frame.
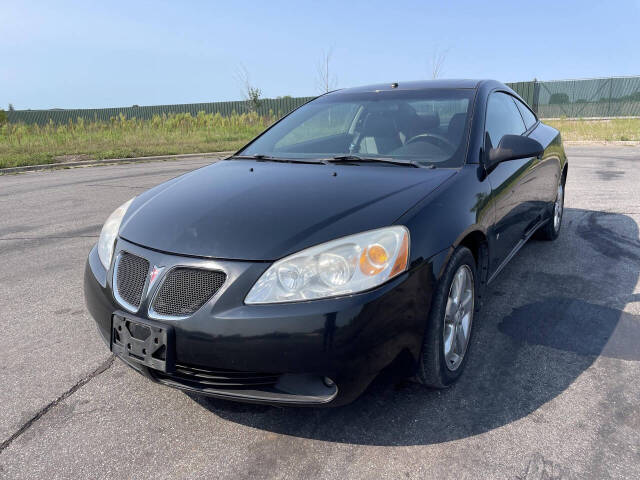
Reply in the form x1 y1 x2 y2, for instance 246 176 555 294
514 98 538 130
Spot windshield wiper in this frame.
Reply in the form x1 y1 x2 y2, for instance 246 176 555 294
229 154 273 160
229 154 421 167
228 154 323 165
323 155 419 168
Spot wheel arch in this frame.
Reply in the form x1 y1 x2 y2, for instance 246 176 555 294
561 163 568 186
451 228 489 310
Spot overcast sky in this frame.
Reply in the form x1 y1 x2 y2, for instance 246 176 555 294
2 0 640 109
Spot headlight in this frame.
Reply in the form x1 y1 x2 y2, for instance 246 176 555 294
97 198 134 269
245 226 410 304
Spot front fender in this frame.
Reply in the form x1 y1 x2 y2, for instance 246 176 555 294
397 165 493 274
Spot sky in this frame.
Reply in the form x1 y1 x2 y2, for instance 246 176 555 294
2 0 640 110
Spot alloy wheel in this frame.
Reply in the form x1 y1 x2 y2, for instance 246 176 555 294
554 184 564 231
443 265 474 371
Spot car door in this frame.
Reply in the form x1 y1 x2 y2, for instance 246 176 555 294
514 97 560 213
485 91 540 274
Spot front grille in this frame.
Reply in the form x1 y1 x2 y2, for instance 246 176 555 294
151 267 226 317
115 252 149 310
153 363 279 390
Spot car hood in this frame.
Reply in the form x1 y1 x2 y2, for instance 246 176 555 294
119 159 454 261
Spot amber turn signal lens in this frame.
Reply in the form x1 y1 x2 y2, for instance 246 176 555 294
368 245 388 265
389 232 409 277
359 246 386 276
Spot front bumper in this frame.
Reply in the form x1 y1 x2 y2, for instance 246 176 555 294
84 238 443 406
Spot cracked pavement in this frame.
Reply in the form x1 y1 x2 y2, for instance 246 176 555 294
0 146 638 479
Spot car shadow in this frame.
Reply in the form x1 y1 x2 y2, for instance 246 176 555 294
187 208 640 446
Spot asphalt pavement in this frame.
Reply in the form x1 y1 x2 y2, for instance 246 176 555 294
0 146 638 479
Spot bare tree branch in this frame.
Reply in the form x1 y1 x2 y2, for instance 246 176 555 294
316 48 338 93
430 46 450 79
234 64 262 112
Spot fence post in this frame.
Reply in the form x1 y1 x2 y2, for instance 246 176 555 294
532 80 540 115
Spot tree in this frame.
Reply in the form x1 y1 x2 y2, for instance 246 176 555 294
316 48 337 93
8 103 15 111
0 109 7 124
235 65 262 113
430 46 449 79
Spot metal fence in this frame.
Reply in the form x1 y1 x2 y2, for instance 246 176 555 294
508 76 640 118
5 97 315 125
5 76 640 124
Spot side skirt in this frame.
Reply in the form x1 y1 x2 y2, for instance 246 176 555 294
486 217 550 285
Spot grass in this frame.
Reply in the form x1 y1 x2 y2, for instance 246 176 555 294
2 114 640 169
545 117 640 142
0 111 273 169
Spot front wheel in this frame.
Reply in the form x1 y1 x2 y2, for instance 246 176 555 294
415 246 477 388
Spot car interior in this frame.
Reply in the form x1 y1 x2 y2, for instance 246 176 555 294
272 100 469 165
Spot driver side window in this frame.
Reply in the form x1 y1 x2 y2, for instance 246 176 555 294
485 92 526 149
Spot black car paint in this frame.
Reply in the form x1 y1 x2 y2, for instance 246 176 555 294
85 238 447 405
84 79 567 406
118 160 455 261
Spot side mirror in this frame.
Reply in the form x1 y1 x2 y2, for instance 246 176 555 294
486 134 544 170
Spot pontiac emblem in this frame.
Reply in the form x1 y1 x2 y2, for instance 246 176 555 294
148 265 165 288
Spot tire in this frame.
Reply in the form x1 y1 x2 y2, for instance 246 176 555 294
415 246 477 388
534 182 564 241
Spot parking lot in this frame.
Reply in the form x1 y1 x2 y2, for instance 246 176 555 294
0 145 638 479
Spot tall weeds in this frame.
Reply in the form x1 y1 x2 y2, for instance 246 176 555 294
0 111 276 168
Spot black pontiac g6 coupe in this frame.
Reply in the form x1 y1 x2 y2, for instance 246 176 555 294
84 79 567 406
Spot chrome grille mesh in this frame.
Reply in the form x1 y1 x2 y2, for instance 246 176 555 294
115 252 149 310
151 268 226 317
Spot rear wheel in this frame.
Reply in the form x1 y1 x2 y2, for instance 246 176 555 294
535 183 564 241
416 246 477 388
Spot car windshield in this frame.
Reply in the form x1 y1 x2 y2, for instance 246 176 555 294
238 88 474 168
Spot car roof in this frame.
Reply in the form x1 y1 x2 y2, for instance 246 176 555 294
326 79 523 105
331 79 483 93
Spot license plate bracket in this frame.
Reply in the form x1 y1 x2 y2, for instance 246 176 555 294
111 314 174 372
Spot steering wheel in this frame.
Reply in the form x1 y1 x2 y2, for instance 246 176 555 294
405 133 456 151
